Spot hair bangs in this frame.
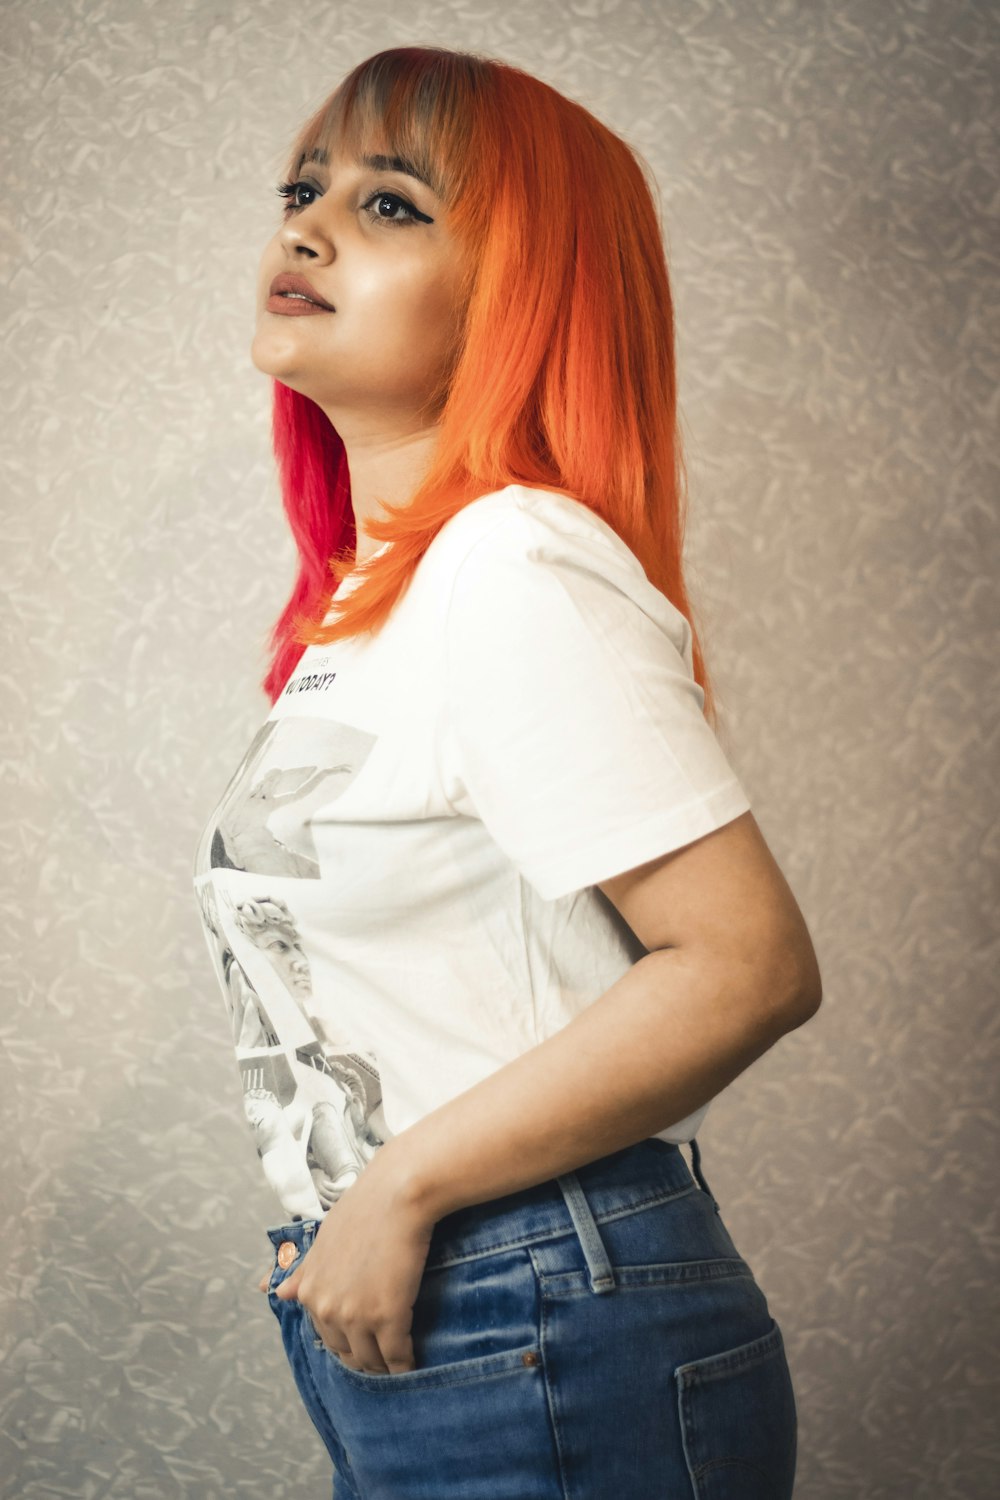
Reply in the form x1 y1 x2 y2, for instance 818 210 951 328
283 48 494 219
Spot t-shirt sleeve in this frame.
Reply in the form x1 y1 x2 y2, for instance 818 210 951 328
441 504 752 902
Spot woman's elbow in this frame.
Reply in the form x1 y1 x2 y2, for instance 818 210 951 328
772 923 824 1026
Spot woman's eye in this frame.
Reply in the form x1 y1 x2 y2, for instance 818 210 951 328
360 189 422 226
275 179 320 213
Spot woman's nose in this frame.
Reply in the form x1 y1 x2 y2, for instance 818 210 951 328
279 202 336 258
281 231 324 260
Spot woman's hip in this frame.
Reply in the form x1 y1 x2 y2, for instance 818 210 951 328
265 1136 797 1499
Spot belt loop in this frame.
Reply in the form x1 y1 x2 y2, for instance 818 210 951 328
689 1137 720 1212
555 1171 616 1294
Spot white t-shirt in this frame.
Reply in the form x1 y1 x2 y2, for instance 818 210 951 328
191 484 751 1223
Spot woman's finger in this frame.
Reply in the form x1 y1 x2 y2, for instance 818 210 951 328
308 1305 385 1373
379 1331 417 1374
340 1325 392 1375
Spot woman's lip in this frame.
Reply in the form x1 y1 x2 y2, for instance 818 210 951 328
266 294 336 316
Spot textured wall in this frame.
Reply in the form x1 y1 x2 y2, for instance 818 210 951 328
3 0 997 1496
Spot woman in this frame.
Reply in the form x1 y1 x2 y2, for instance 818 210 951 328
192 44 822 1499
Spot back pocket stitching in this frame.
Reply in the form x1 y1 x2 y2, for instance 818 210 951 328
676 1317 785 1387
675 1320 796 1496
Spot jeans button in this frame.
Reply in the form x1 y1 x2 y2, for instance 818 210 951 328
277 1240 298 1269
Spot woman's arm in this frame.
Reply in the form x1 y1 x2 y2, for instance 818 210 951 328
382 809 822 1223
276 808 821 1374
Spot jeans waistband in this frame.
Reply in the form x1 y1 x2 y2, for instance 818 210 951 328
267 1136 717 1298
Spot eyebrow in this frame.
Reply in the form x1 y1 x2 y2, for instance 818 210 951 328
295 146 437 195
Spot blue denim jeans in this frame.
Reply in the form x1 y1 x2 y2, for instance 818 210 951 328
265 1137 797 1499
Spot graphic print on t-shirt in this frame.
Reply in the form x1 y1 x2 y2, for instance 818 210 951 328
193 715 390 1221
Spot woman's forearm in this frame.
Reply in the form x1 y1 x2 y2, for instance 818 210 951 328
380 946 817 1225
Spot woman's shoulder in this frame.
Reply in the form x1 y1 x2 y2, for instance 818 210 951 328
428 483 643 581
424 483 692 665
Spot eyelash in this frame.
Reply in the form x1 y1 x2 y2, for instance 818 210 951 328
274 179 423 226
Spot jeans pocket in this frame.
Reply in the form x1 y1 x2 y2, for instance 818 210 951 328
299 1302 534 1392
295 1248 558 1500
676 1317 797 1500
305 1243 544 1392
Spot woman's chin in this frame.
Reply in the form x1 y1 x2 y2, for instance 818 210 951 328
249 333 312 388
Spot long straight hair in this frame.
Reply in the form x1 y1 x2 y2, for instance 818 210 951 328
263 46 720 725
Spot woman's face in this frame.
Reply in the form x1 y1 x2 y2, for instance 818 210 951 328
251 139 468 431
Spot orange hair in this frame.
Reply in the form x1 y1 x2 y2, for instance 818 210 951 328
263 45 720 726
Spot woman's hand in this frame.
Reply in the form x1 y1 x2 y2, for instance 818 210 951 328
272 1149 436 1375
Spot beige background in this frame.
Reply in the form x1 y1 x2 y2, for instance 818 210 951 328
3 1 998 1496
